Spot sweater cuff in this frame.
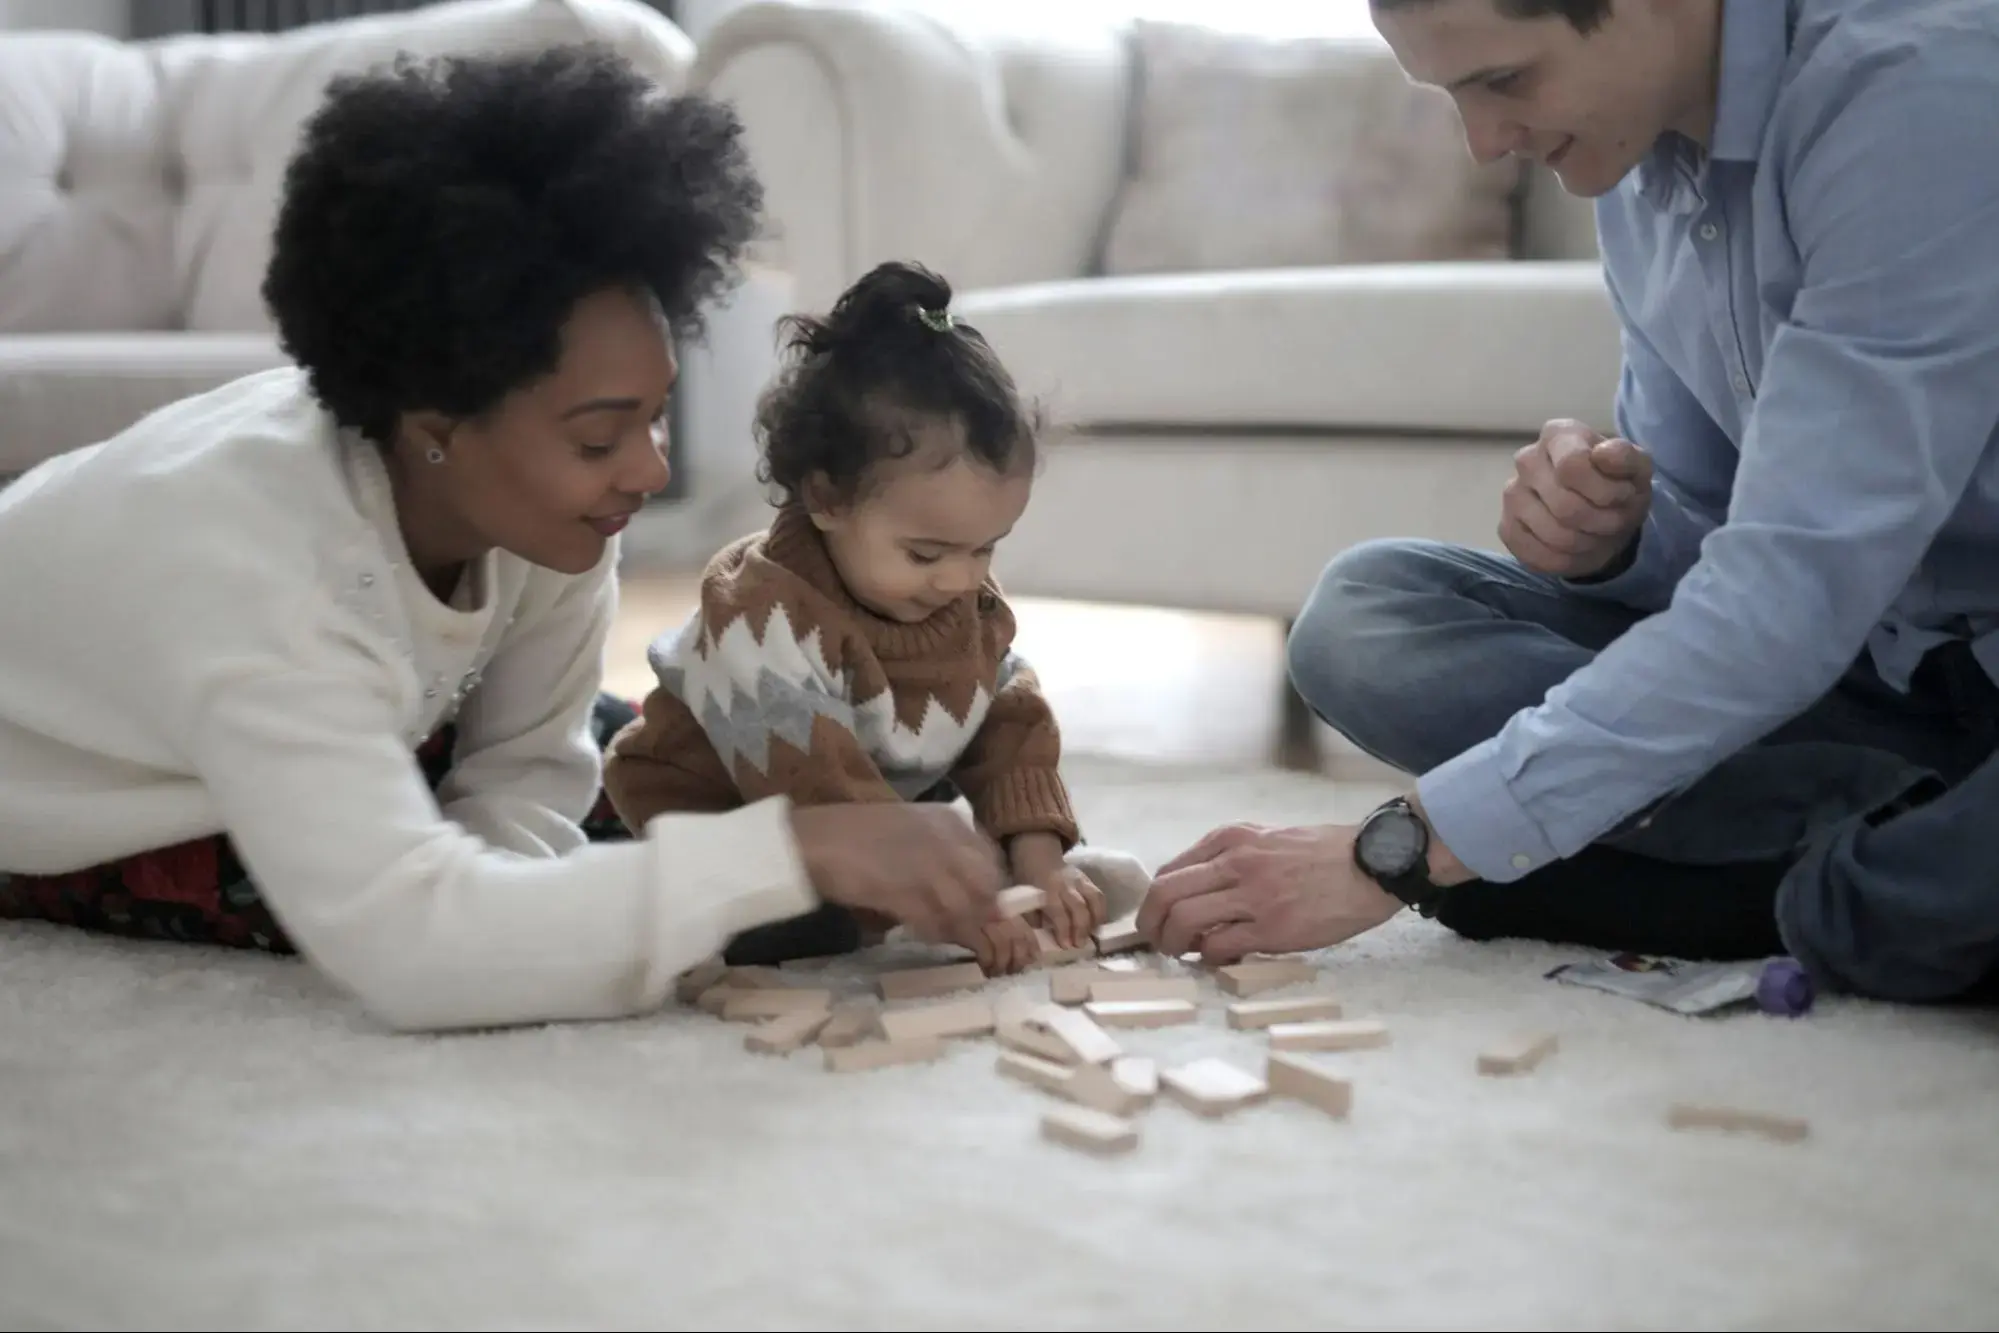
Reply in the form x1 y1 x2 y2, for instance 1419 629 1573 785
643 795 821 941
974 768 1080 848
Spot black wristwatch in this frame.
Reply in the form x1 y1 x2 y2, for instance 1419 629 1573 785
1353 796 1448 918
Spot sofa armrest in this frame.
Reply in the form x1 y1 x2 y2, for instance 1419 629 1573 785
690 0 1130 312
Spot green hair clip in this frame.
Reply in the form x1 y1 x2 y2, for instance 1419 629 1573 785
915 305 959 333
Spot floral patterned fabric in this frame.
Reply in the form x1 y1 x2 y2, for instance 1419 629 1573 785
0 694 640 955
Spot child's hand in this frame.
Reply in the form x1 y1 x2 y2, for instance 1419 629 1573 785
1033 863 1108 951
956 914 1042 976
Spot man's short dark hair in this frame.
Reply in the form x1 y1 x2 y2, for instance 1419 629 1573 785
1371 0 1612 33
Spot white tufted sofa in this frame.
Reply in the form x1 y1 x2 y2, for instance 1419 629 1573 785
692 1 1627 620
0 0 695 478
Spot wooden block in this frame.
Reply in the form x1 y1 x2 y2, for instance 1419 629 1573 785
1031 928 1092 967
877 995 995 1043
1266 1051 1353 1119
993 987 1044 1030
878 961 987 1002
1160 1057 1269 1118
997 1020 1075 1065
1216 958 1319 997
1086 975 1199 1004
720 987 834 1022
1041 1104 1138 1156
745 1007 833 1054
1049 963 1113 1005
1110 1056 1157 1102
1085 999 1198 1029
1093 911 1145 956
824 1036 947 1073
1268 1018 1390 1052
997 884 1046 918
697 985 747 1016
1225 995 1343 1030
1477 1031 1559 1076
997 1050 1140 1116
816 1000 877 1049
1030 1003 1123 1064
1667 1102 1809 1143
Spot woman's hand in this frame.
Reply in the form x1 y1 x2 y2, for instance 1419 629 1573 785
788 804 1006 945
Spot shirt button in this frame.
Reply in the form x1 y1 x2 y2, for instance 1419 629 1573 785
1511 853 1532 870
1699 222 1720 240
1732 372 1750 394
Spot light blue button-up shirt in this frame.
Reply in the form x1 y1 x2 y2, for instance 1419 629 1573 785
1416 0 1999 884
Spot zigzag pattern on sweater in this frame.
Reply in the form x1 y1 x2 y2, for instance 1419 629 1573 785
647 604 997 798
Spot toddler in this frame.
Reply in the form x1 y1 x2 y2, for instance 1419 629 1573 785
604 261 1148 973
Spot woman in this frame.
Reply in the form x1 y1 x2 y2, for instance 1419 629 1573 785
0 45 1006 1032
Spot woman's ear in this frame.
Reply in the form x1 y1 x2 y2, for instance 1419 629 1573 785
396 410 458 463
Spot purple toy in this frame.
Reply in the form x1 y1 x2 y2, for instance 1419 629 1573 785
1756 957 1815 1017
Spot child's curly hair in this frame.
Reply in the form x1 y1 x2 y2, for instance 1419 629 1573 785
754 261 1043 505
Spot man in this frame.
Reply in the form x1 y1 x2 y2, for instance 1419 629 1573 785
1136 0 1999 1004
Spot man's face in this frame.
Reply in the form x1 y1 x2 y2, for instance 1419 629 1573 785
1372 0 1692 199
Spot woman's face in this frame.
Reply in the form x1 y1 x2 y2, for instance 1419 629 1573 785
404 285 678 578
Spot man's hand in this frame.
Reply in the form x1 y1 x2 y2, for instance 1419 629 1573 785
788 804 1006 945
1501 419 1654 579
1134 821 1404 964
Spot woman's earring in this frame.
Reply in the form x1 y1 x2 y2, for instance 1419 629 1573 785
426 447 446 465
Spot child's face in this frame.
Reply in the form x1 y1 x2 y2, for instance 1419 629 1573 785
807 435 1033 624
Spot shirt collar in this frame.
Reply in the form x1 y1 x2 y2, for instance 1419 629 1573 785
1708 0 1794 163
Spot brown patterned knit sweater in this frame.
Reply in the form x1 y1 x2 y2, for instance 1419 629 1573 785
603 502 1080 850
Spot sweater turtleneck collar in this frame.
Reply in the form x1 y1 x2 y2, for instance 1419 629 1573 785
759 500 981 662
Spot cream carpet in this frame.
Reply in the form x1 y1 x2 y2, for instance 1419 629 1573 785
3 755 1997 1332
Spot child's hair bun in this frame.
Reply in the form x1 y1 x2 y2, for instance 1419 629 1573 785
809 260 957 352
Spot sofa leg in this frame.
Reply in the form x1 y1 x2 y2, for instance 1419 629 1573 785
1274 617 1320 772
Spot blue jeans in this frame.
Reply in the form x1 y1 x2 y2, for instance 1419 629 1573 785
1287 538 1999 1004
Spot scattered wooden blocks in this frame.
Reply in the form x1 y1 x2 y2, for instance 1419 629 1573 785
877 995 996 1043
1477 1031 1559 1076
1268 1018 1389 1052
997 884 1046 919
995 1049 1141 1116
1110 1055 1158 1103
1225 995 1343 1030
996 1019 1075 1064
1093 912 1145 956
824 1036 947 1073
1266 1051 1352 1120
1216 958 1319 997
1086 975 1199 1004
745 1007 833 1054
1030 1003 1123 1065
696 985 746 1016
1050 963 1113 1004
1160 1057 1268 1118
720 987 834 1022
1667 1102 1809 1143
674 958 728 1004
815 1001 878 1049
1031 928 1093 967
1084 999 1198 1030
1041 1104 1139 1157
878 961 987 1002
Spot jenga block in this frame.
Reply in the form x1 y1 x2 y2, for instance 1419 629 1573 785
877 995 996 1043
1225 995 1343 1030
993 987 1043 1029
697 985 746 1016
720 987 834 1022
816 1000 877 1049
724 965 790 989
1266 1051 1352 1119
1268 1018 1389 1052
1041 1104 1139 1156
1049 963 1113 1005
997 1020 1075 1064
996 1050 1140 1116
1216 958 1319 997
878 961 987 1002
1477 1031 1559 1076
824 1036 948 1073
1160 1057 1269 1118
1030 1003 1123 1065
997 884 1046 918
1093 911 1145 956
1667 1102 1809 1143
1111 1056 1158 1102
673 957 729 1004
1086 976 1200 1004
745 1007 833 1054
1085 999 1198 1029
1031 928 1092 967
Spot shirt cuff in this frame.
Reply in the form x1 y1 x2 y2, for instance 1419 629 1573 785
1414 738 1561 884
642 794 821 940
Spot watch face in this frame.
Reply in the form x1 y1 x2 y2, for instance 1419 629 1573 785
1359 810 1425 879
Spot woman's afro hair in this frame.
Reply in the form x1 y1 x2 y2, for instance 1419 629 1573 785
261 42 764 445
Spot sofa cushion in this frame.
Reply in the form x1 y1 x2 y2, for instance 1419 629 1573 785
0 333 287 475
956 260 1624 438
